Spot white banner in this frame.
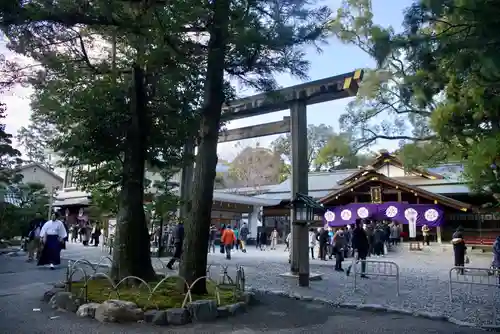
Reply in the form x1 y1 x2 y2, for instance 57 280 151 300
409 220 417 239
405 208 418 239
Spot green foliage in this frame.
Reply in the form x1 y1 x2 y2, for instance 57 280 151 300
330 0 436 153
0 0 337 287
72 278 236 310
271 124 336 170
0 182 49 238
148 169 180 222
396 141 447 168
16 121 55 169
383 0 500 195
0 103 22 185
315 132 372 170
0 0 207 280
271 124 370 172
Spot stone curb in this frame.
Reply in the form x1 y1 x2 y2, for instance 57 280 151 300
248 288 500 332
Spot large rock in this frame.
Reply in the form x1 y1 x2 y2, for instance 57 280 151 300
144 310 169 326
217 306 230 318
42 288 64 302
53 282 66 289
186 299 218 322
227 302 246 315
76 303 101 318
94 300 144 323
49 291 81 312
241 292 255 305
166 308 190 325
144 310 157 323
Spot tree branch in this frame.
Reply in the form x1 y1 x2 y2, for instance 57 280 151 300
354 128 435 151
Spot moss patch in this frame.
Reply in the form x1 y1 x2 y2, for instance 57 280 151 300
71 278 237 310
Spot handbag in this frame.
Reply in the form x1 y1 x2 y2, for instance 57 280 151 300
220 243 225 254
465 255 470 264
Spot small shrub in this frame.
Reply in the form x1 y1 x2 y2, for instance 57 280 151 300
72 278 236 310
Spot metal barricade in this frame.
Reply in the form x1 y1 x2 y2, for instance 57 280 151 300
448 266 500 324
352 259 400 296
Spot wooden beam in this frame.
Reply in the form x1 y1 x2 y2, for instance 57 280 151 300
218 117 291 143
220 70 364 121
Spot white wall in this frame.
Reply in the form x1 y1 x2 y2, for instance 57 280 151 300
376 164 407 178
19 166 63 192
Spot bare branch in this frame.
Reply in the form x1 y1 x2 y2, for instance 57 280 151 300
354 128 435 151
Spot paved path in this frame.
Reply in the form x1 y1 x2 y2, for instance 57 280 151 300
60 242 500 326
0 255 486 333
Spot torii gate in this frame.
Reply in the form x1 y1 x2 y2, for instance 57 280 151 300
180 69 363 287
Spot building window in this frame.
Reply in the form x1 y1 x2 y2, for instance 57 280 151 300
370 186 382 203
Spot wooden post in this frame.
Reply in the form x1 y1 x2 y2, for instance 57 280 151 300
290 99 309 287
436 226 442 244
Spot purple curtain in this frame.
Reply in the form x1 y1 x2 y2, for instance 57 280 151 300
323 203 444 227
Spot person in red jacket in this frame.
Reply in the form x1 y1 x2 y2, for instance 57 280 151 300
221 226 236 260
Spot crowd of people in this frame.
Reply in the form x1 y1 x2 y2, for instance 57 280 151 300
24 211 103 270
23 211 500 285
24 211 68 269
283 219 407 275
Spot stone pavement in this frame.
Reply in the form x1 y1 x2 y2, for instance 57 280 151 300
0 255 486 333
61 242 500 326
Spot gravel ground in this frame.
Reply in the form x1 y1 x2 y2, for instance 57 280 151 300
0 255 487 334
61 243 500 326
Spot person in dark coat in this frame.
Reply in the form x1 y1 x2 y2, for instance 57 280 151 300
346 219 369 278
26 214 45 262
60 218 69 250
239 223 249 253
452 226 467 274
492 236 500 284
318 228 330 261
208 224 217 253
259 229 268 251
166 221 184 270
333 228 346 271
373 224 385 256
92 222 102 247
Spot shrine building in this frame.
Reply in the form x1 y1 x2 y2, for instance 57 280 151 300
252 150 498 243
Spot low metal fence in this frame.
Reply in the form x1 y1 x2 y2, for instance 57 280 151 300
448 266 500 325
64 256 246 308
351 258 400 296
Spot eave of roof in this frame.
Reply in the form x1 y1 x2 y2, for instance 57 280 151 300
337 154 444 185
319 172 471 211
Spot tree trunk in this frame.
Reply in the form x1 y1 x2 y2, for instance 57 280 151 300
179 0 230 295
111 65 156 282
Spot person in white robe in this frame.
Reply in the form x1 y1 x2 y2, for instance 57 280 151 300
37 212 68 269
